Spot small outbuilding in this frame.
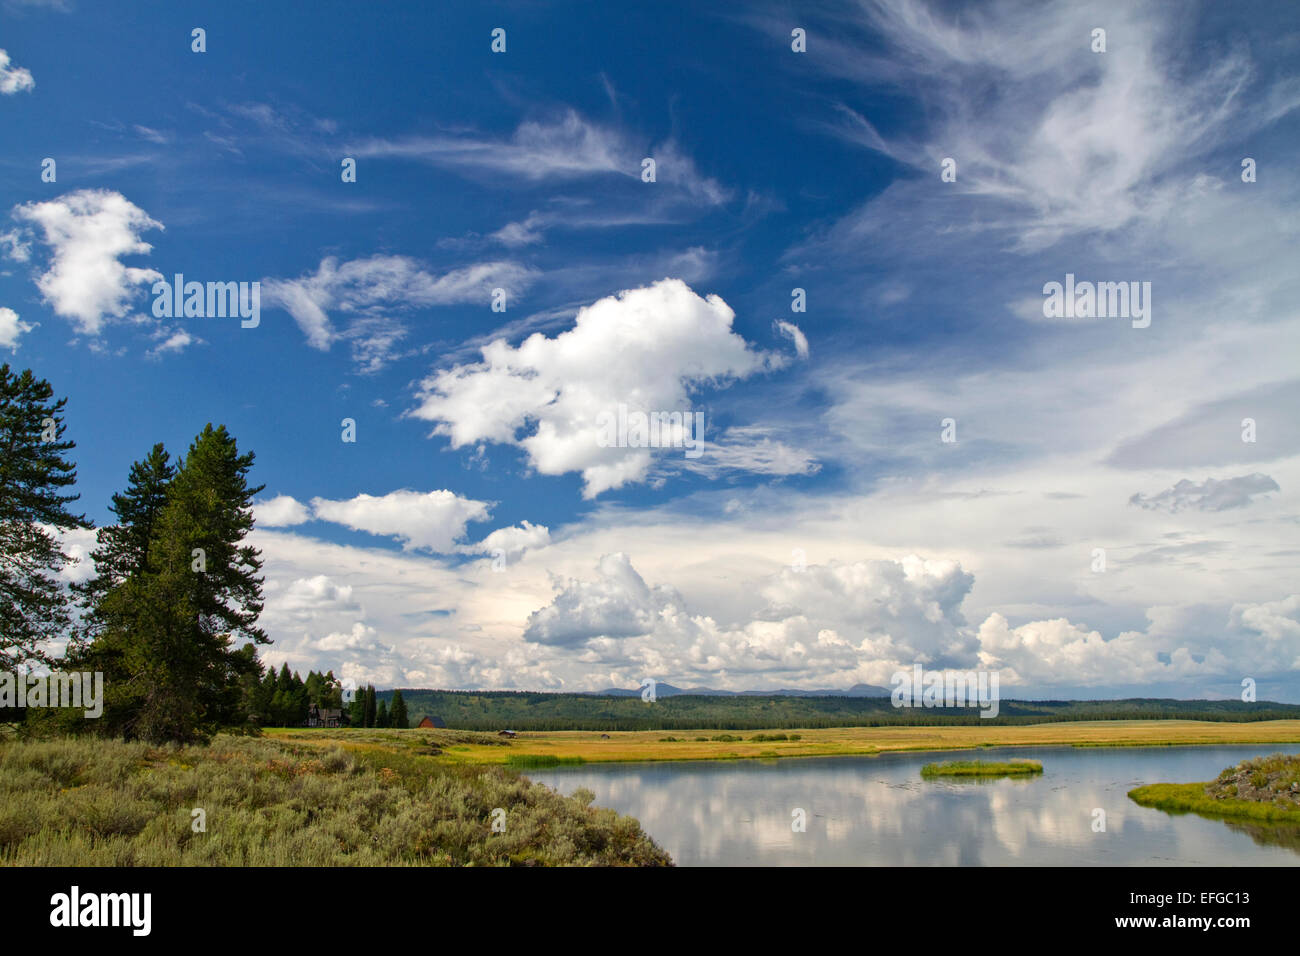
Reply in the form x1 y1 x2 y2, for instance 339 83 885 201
417 715 447 728
497 729 518 738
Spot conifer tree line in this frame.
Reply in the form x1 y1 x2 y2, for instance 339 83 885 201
0 363 406 742
345 685 408 728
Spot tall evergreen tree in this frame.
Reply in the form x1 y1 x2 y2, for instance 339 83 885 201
320 671 342 709
80 424 267 743
348 685 366 727
67 444 180 737
364 684 377 728
71 443 174 648
290 671 308 725
229 642 265 730
305 670 324 707
236 649 271 726
390 689 408 729
258 669 277 723
375 699 389 729
0 364 90 670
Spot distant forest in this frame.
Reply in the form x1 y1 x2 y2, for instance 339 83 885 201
376 690 1300 732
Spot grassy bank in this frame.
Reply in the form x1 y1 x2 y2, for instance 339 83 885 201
922 759 1043 778
0 733 671 866
1129 752 1300 825
268 718 1300 765
1128 784 1300 824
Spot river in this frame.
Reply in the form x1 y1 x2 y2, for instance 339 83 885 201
528 743 1300 865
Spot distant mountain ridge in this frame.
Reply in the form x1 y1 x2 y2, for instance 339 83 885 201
587 682 892 698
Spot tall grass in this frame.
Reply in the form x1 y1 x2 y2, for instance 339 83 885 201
503 755 586 768
0 734 669 866
921 759 1043 778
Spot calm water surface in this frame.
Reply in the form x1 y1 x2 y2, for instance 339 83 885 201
529 744 1300 866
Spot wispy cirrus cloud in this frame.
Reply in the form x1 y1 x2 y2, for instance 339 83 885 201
262 254 538 363
352 110 629 180
351 109 730 205
3 0 70 11
682 426 821 480
132 125 170 144
796 0 1298 250
773 320 809 359
1130 473 1280 513
145 327 201 359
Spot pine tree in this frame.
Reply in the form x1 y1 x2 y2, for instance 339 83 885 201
390 689 408 729
80 424 267 743
258 669 277 723
269 687 291 726
321 671 342 709
71 443 174 647
364 684 377 728
348 685 366 727
66 444 176 731
0 364 90 671
230 642 265 730
290 671 308 725
305 670 323 707
376 699 389 728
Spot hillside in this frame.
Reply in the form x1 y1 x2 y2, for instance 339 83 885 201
374 690 1300 732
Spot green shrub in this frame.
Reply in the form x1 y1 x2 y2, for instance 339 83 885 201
0 735 664 866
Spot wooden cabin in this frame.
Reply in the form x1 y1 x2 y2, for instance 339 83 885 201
305 704 344 728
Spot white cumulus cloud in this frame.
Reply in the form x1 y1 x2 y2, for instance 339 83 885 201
411 278 785 497
0 50 34 94
11 189 163 336
310 488 492 552
522 552 978 683
524 553 669 646
0 307 33 349
254 494 313 527
461 520 551 560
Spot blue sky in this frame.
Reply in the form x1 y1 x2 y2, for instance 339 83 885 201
3 0 1299 699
